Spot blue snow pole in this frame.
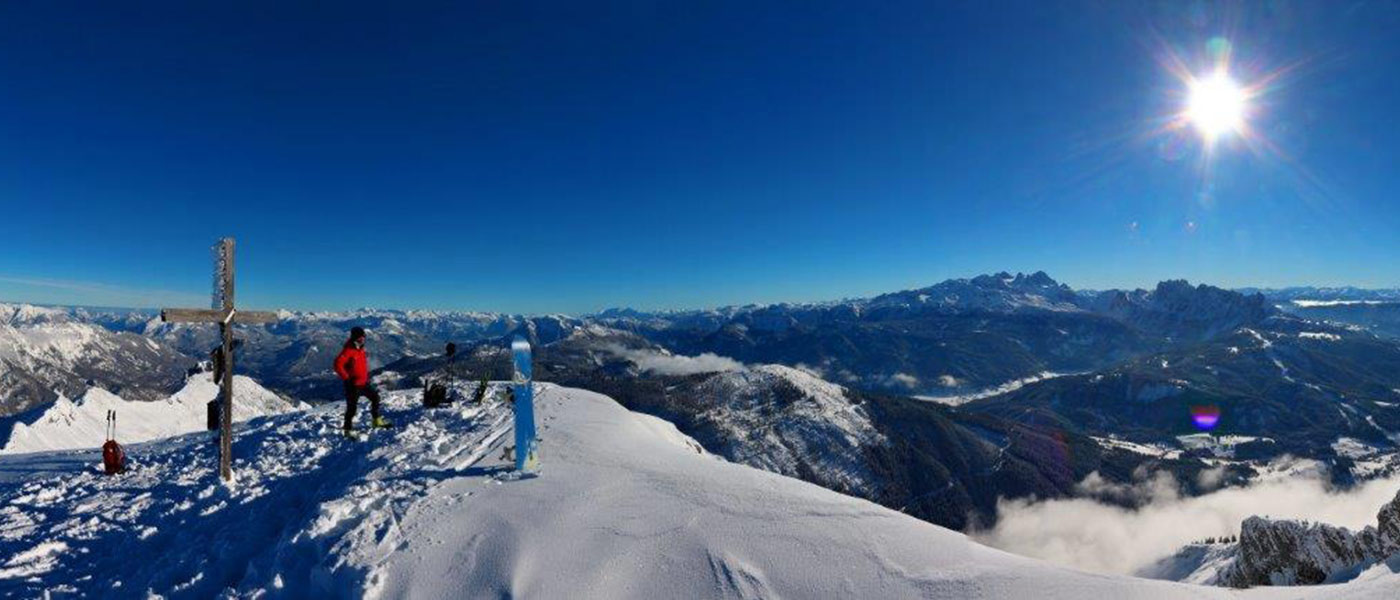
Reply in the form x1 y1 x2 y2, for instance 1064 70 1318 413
511 336 539 472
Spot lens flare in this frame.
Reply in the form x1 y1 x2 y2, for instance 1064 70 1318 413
1146 35 1297 157
1190 405 1221 431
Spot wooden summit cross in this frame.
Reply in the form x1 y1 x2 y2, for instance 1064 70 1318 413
161 238 279 481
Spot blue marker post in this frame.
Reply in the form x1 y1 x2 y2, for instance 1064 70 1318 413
511 336 539 472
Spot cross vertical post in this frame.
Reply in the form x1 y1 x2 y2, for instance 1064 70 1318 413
217 239 235 481
161 238 280 482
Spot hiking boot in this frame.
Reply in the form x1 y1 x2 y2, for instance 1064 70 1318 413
372 416 393 429
343 428 360 441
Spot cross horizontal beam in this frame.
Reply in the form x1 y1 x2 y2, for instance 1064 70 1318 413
161 308 280 324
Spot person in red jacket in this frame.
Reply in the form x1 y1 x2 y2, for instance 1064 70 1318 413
334 326 390 436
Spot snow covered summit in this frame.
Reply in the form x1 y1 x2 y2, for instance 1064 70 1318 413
2 383 1400 598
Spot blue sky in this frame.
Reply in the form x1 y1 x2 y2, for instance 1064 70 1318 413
1 2 1397 314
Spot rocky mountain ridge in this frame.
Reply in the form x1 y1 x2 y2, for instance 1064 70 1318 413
1146 488 1400 587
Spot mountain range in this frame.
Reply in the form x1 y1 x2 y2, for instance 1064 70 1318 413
4 273 1400 536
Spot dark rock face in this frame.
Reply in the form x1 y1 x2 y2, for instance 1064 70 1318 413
1219 490 1400 587
1089 280 1277 342
1377 492 1400 550
1227 518 1381 586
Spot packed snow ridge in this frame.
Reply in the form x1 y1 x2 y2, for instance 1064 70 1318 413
4 383 1400 598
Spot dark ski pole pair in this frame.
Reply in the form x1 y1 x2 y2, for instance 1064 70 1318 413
102 410 126 475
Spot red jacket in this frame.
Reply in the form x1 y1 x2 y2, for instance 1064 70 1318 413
334 342 370 386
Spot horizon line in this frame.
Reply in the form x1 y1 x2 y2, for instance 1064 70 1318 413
4 273 1398 318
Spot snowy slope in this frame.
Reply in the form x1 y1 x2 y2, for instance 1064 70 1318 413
683 364 888 496
0 375 302 455
2 383 1400 598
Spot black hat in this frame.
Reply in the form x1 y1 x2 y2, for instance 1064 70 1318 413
350 326 366 340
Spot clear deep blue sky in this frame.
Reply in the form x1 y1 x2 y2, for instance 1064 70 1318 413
1 2 1397 314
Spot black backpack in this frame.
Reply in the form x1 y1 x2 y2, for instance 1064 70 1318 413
423 381 450 408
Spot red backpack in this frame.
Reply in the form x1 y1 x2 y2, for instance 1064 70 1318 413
103 410 126 475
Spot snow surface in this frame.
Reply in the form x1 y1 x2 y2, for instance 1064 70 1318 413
0 375 302 455
3 383 1400 598
1138 542 1239 585
1299 332 1343 342
1175 434 1272 458
1333 437 1383 460
1093 436 1181 460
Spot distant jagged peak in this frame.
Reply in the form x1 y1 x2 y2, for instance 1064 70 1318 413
964 270 1065 291
1154 279 1267 303
0 303 73 326
1087 280 1278 342
863 270 1081 315
1100 280 1276 317
1017 270 1062 288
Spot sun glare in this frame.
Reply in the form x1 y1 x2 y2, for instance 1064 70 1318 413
1187 70 1243 140
1186 71 1246 141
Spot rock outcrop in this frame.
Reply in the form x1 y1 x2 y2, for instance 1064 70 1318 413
1217 490 1400 587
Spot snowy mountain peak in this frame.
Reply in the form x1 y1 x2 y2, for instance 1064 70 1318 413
0 374 302 455
0 303 71 326
865 271 1082 315
688 363 888 496
969 270 1063 292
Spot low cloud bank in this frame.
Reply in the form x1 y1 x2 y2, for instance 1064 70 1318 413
974 462 1400 576
605 345 745 376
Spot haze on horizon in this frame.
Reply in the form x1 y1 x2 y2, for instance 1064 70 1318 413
2 1 1397 314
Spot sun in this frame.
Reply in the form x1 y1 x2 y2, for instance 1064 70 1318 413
1186 70 1247 142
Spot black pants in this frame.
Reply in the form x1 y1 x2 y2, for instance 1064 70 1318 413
344 382 381 429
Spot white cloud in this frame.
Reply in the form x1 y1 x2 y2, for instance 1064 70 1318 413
605 344 745 376
974 465 1400 577
1196 466 1227 492
1073 467 1180 505
937 374 962 387
889 373 919 388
